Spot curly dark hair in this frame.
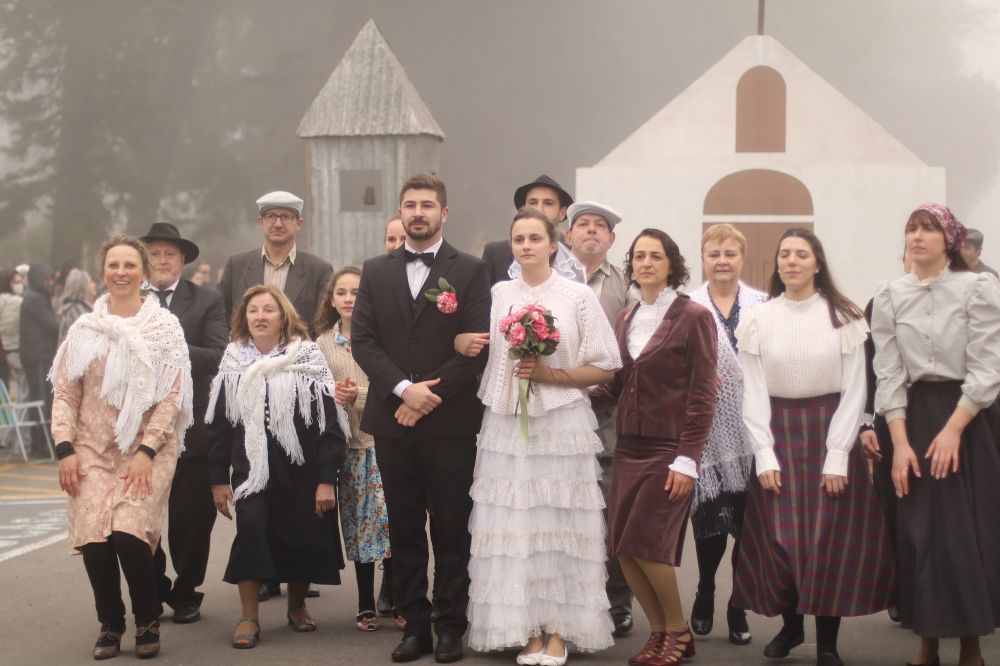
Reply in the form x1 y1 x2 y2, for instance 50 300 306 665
314 266 362 336
623 228 690 289
767 227 863 328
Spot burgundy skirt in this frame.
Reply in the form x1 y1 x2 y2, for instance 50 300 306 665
608 435 692 566
732 393 896 617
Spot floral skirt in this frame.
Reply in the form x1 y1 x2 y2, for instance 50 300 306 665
338 447 391 563
467 401 613 653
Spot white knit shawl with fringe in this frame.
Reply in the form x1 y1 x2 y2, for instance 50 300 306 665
689 282 768 508
48 293 193 456
205 337 350 500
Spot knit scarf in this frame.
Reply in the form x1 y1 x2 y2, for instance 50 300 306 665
48 294 193 455
689 282 768 507
205 336 349 500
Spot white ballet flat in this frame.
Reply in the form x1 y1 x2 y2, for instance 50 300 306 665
515 648 545 666
538 646 568 666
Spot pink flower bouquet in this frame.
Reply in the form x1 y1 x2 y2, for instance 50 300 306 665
499 304 560 442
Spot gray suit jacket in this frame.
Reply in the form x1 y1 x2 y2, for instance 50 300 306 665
218 247 333 334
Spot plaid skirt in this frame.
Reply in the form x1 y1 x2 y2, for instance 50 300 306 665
732 393 896 617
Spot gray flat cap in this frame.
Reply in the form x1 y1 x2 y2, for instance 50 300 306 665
256 191 304 216
567 201 622 230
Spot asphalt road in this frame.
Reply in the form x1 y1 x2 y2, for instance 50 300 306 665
0 462 995 665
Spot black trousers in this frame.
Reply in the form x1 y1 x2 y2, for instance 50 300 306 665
154 455 217 607
81 531 159 627
375 431 476 639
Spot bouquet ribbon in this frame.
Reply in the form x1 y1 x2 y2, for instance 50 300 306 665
518 377 530 443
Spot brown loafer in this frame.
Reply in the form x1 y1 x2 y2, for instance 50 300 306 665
92 624 123 660
134 621 160 659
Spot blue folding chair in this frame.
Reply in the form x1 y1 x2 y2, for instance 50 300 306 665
0 378 54 462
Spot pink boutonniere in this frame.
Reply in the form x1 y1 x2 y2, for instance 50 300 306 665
424 277 457 314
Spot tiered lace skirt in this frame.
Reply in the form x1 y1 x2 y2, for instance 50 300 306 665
467 400 613 653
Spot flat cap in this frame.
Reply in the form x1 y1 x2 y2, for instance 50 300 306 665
567 201 622 231
256 191 304 216
966 228 985 248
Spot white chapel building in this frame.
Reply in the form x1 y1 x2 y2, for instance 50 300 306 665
576 34 944 302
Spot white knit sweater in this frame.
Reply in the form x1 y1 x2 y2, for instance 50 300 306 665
735 293 868 477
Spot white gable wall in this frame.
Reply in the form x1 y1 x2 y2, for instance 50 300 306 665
578 35 945 304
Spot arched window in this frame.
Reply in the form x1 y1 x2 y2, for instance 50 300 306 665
735 66 786 153
703 169 811 215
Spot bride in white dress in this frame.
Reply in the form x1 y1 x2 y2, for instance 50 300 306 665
465 208 622 666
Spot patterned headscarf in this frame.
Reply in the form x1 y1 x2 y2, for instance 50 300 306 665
913 203 968 251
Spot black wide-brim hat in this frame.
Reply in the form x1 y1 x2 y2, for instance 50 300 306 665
139 222 200 264
513 174 574 210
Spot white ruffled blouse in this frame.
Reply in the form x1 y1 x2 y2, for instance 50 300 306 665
735 292 868 477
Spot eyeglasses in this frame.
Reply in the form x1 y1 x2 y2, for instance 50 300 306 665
262 212 298 225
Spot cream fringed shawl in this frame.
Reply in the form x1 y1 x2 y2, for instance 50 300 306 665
48 294 193 455
205 337 351 500
689 282 768 508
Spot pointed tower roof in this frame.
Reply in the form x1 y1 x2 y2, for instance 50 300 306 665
297 19 444 139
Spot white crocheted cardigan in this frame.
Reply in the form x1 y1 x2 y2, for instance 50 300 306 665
688 282 768 507
478 273 622 416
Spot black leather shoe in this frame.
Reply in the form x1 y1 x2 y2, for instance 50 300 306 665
172 603 202 624
763 626 804 659
691 593 714 635
391 635 434 663
727 607 752 645
435 634 464 663
817 651 843 666
612 612 634 637
888 606 901 622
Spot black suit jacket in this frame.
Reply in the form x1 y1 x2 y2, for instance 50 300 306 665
218 248 333 334
481 239 514 287
351 240 491 439
168 279 229 457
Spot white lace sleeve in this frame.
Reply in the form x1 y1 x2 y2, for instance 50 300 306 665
574 289 622 372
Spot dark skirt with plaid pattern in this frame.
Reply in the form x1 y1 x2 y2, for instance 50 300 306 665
897 381 1000 638
732 393 895 617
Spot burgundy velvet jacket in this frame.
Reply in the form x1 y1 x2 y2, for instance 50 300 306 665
590 292 718 462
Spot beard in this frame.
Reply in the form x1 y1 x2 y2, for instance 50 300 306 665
403 217 440 241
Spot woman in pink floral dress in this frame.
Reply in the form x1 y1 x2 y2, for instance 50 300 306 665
51 235 193 660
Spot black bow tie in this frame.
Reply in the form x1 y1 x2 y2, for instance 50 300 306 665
404 250 435 266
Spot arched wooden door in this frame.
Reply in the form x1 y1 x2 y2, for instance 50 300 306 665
703 169 814 290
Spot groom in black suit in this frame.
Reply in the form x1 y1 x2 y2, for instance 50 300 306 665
352 173 490 663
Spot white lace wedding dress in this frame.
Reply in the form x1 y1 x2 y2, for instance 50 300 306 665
468 272 622 653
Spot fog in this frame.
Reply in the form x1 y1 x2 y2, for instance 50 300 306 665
1 0 998 270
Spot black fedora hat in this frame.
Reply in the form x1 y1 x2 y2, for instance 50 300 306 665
139 222 200 264
513 174 574 210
